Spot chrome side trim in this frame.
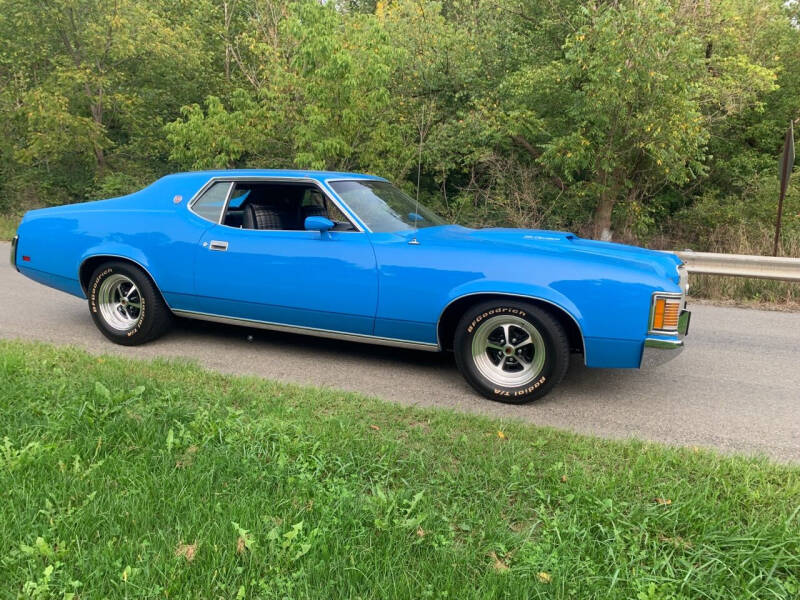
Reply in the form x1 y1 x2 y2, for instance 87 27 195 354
186 176 366 233
10 235 19 271
171 309 441 352
435 292 586 360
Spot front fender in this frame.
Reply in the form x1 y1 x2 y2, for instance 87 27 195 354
439 277 661 369
442 280 585 332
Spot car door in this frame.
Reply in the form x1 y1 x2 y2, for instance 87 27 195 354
187 181 379 336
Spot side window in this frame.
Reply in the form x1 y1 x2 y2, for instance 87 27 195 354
224 181 358 231
301 189 355 230
191 181 232 224
228 188 250 209
328 202 354 228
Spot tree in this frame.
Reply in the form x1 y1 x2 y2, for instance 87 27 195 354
0 0 211 198
0 0 796 251
498 0 776 240
168 0 415 176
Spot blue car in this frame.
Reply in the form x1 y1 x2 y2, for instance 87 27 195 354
10 170 690 403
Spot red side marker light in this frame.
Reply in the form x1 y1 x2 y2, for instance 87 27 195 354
22 256 30 262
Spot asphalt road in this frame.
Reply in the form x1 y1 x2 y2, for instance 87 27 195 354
1 242 799 462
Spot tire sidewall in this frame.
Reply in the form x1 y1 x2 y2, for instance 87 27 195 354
89 263 150 342
454 303 564 403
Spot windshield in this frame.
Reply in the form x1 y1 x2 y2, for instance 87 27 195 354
329 180 447 233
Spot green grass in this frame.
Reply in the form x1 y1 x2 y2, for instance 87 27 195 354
0 341 799 599
0 213 20 241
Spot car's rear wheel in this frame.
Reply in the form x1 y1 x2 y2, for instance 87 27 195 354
88 261 171 346
453 301 569 403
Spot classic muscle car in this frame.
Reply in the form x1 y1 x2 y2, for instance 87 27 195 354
10 170 690 403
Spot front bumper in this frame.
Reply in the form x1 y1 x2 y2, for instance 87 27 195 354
640 309 690 368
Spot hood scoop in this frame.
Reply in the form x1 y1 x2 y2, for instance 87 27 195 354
465 228 578 248
521 232 575 242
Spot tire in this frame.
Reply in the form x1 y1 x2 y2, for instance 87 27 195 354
453 301 570 404
87 261 172 346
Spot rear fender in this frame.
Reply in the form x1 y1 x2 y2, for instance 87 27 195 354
78 245 159 296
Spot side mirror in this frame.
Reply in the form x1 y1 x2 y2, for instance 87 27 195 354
304 216 335 233
408 212 425 222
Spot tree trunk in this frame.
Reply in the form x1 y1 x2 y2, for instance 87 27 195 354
93 145 106 174
89 98 107 173
593 167 621 241
223 1 236 82
592 193 615 241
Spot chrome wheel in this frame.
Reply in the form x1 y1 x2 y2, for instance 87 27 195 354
97 273 142 332
471 315 546 387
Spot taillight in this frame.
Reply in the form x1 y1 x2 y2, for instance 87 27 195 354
650 294 682 334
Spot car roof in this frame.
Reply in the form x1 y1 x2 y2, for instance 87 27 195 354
165 169 388 183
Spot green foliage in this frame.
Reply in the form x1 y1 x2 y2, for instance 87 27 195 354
0 213 22 240
1 340 800 597
498 0 778 239
677 175 800 239
0 0 798 254
0 0 214 203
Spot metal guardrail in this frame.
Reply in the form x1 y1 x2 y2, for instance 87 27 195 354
675 250 800 282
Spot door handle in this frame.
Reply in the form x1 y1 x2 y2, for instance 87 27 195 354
208 240 229 251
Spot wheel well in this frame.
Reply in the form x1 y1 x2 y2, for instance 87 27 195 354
437 293 584 354
79 256 165 303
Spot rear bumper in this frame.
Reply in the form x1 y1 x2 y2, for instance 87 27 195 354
9 235 18 271
640 309 690 368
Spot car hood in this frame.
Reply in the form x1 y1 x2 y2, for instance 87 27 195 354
403 225 683 283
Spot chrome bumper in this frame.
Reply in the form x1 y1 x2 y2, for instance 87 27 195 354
640 309 690 368
9 235 18 271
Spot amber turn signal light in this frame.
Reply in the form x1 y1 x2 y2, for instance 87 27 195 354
651 295 681 333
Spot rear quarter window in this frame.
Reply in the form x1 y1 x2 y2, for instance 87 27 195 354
191 181 232 223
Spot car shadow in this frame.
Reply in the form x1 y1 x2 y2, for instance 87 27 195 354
168 316 623 405
171 316 456 368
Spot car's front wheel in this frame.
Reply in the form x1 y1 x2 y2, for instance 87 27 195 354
453 301 569 404
88 261 172 346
